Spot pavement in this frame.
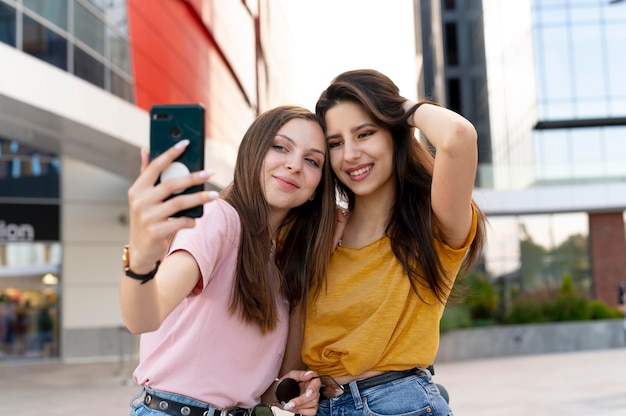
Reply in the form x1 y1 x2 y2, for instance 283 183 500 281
0 347 625 416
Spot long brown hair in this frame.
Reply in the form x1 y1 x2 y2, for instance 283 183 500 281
315 69 486 303
222 106 335 332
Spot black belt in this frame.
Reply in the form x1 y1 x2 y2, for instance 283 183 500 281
342 365 433 395
143 393 249 416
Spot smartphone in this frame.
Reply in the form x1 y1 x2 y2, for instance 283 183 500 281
149 104 206 218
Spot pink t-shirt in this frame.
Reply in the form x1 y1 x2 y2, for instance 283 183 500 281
133 199 289 408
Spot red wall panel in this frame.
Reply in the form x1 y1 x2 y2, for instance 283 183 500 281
127 0 214 126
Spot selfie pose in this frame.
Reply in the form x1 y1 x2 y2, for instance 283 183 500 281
121 105 335 416
303 70 487 416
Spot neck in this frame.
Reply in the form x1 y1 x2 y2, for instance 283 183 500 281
342 190 394 247
268 208 288 238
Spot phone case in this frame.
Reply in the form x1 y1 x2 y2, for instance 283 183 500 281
149 104 206 218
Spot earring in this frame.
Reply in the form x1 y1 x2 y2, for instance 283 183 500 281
309 193 315 201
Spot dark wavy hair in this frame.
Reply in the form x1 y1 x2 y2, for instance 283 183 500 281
315 69 486 303
222 105 336 332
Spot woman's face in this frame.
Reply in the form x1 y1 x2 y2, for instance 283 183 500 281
262 118 325 216
325 101 395 199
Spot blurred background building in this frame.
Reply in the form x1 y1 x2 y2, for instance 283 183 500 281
0 0 294 361
0 0 624 363
416 0 626 313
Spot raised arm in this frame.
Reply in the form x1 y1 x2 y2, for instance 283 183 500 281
406 101 477 248
119 141 218 333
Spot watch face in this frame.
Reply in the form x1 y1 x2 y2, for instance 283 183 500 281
122 246 130 269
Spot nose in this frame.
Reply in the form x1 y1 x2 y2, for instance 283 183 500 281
285 157 302 172
343 140 360 161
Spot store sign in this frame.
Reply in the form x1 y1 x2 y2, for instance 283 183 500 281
0 203 59 242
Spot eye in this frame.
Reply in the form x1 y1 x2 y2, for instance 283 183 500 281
328 139 343 149
272 144 287 152
357 131 374 139
304 157 324 168
305 157 321 168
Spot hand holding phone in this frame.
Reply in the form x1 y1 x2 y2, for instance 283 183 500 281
149 104 206 218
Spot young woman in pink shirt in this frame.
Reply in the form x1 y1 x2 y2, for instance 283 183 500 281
121 106 335 416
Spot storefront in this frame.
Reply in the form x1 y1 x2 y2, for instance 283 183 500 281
0 137 61 360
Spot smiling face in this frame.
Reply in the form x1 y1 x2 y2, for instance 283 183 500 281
325 101 395 201
262 118 326 220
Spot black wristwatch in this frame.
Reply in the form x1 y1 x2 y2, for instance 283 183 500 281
122 245 160 284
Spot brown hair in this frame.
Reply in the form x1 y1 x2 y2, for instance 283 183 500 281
222 105 335 332
315 69 486 303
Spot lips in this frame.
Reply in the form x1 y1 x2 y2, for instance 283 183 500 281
274 175 299 190
346 164 373 180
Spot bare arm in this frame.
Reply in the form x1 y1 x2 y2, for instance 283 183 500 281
406 101 477 248
119 141 218 333
260 303 321 414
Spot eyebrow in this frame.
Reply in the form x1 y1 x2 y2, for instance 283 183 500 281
276 134 325 156
325 122 376 140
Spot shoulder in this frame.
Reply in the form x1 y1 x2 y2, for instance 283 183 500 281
198 199 241 239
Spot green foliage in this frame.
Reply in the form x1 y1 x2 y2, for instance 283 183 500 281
463 271 499 320
559 273 575 296
507 293 551 324
589 300 623 319
444 271 620 330
440 304 472 334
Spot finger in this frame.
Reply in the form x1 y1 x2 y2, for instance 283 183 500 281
156 169 214 200
158 190 219 219
131 170 215 216
402 100 416 113
137 139 191 188
139 147 150 174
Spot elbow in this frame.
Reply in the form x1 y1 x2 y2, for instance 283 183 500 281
440 119 478 155
453 118 478 144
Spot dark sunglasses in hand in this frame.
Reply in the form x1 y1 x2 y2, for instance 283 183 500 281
275 375 345 405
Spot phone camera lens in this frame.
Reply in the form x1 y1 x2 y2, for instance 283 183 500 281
170 126 182 139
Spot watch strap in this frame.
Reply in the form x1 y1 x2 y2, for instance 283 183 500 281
125 260 161 284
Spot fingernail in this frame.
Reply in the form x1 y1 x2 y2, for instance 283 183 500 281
304 370 313 376
207 191 219 199
198 169 215 178
283 402 295 410
306 389 313 397
174 139 190 149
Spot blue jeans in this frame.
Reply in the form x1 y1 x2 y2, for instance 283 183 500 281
129 387 222 416
317 368 453 416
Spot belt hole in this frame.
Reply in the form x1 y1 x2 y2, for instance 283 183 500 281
181 406 191 415
159 400 169 410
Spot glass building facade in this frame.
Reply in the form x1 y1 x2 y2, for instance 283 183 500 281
0 0 133 102
532 0 626 185
418 0 626 306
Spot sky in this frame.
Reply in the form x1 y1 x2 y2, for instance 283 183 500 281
278 0 417 110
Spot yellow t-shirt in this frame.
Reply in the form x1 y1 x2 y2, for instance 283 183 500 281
303 209 478 377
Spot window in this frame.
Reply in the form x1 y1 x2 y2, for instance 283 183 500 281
445 22 458 66
447 78 461 114
22 15 68 70
74 45 105 88
0 2 16 47
74 1 105 56
23 0 68 31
